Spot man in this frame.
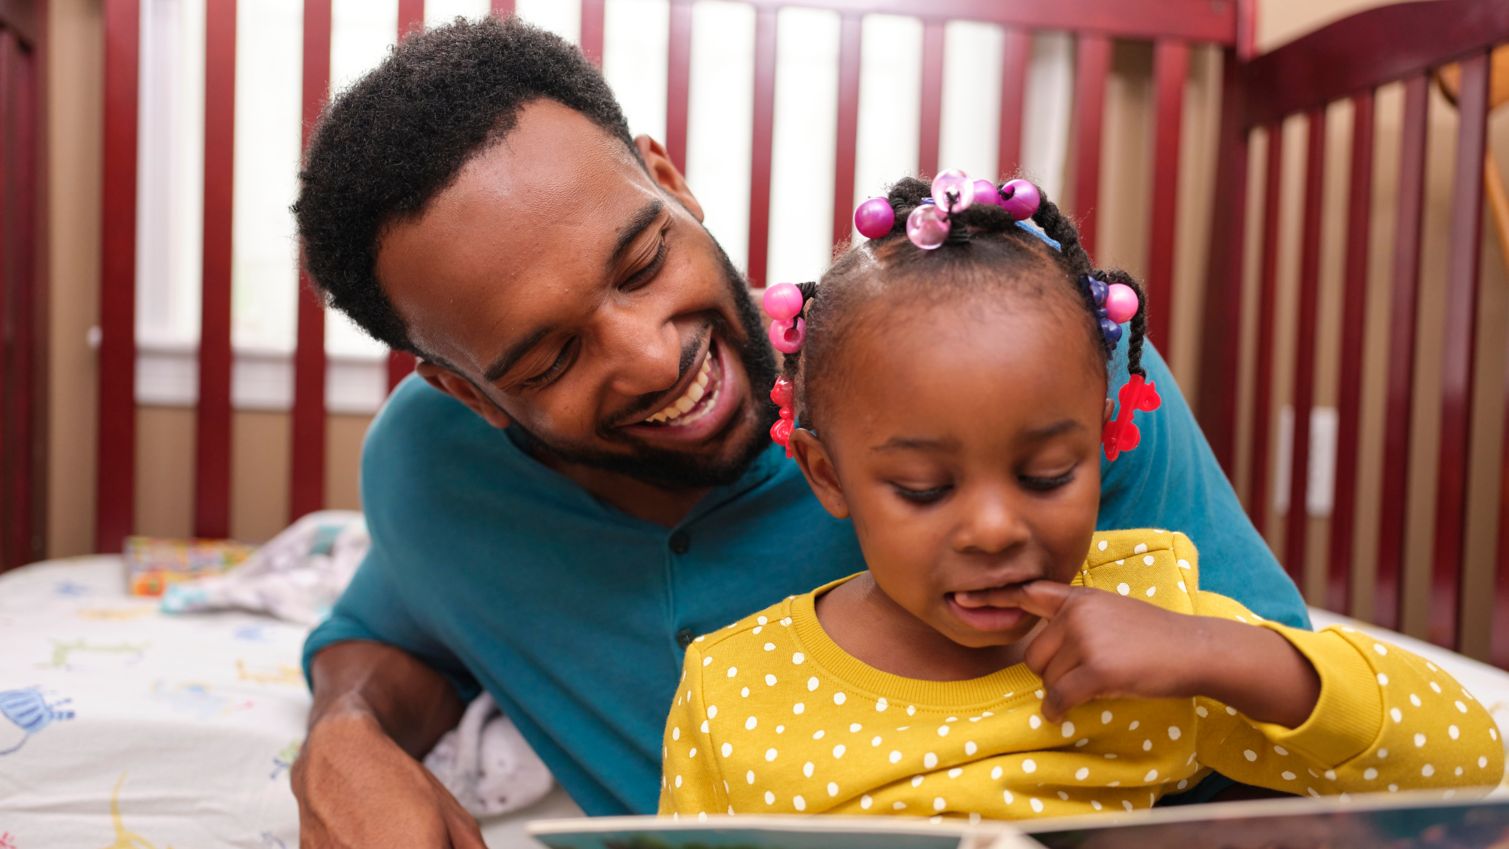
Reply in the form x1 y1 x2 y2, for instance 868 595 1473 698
290 16 1306 847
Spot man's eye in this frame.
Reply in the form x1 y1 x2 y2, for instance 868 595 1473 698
892 484 952 505
522 339 577 389
621 234 668 292
1020 470 1075 492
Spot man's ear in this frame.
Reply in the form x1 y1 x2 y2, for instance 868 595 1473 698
790 429 849 520
417 361 512 431
635 135 704 222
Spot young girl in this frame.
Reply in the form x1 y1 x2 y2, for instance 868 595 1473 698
657 171 1505 821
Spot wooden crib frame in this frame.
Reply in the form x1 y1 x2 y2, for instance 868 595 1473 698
79 0 1509 664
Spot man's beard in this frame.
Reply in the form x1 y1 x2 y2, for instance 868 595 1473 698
508 238 779 491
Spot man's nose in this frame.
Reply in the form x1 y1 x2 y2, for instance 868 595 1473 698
598 302 685 399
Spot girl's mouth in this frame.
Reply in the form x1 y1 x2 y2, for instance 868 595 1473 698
946 587 1032 633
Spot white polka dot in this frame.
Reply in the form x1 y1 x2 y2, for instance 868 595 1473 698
1243 749 1257 762
746 716 759 730
1030 798 1044 813
1122 801 1134 812
1101 710 1114 724
948 767 963 778
1098 540 1108 551
792 703 804 716
752 626 763 636
1143 556 1156 567
746 770 755 784
781 617 792 626
1324 770 1337 781
889 750 902 764
1178 581 1187 592
765 748 778 762
875 698 888 712
991 765 1004 780
907 705 917 716
741 687 750 698
1022 758 1037 774
1134 543 1148 554
1225 706 1238 716
674 775 683 788
702 656 713 667
726 666 738 678
1177 559 1191 570
672 726 681 741
1281 771 1296 781
1455 700 1468 714
871 736 882 747
831 743 846 758
721 743 733 757
1492 728 1499 741
964 740 978 756
1430 681 1443 694
793 794 805 811
1480 756 1490 769
802 762 814 778
1409 693 1422 707
1129 720 1140 731
1144 769 1159 782
688 747 697 758
1377 673 1389 686
1091 800 1103 811
763 642 775 652
1117 583 1131 596
765 674 777 686
1455 767 1463 777
1062 721 1076 738
1378 748 1389 759
1075 738 1089 748
1177 779 1189 790
1414 733 1427 748
924 752 939 769
1389 784 1399 793
1028 714 1042 730
792 652 804 665
811 729 824 741
775 725 784 734
893 801 907 811
1075 767 1090 781
1390 707 1403 723
1422 764 1435 777
764 790 775 805
860 795 872 810
933 797 946 813
849 723 862 732
1373 643 1388 656
937 724 949 736
1168 726 1182 741
828 782 839 797
807 677 820 692
1273 745 1288 756
1195 705 1208 718
1364 768 1378 780
1142 739 1153 752
833 691 846 705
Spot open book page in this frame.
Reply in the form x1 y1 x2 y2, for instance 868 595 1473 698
526 814 1043 849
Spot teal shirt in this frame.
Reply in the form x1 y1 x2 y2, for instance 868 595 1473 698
302 341 1307 816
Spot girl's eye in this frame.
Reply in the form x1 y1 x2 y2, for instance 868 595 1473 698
621 232 669 292
891 484 952 505
522 338 578 389
1020 470 1075 492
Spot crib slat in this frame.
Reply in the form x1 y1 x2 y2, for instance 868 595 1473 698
195 0 237 540
1283 108 1326 590
996 28 1029 177
13 37 38 566
665 0 691 174
291 0 333 523
1497 364 1509 667
830 13 861 249
746 6 776 288
1248 122 1284 542
491 0 514 17
97 0 140 552
1328 90 1374 615
1146 39 1187 353
398 0 423 36
1374 75 1428 633
1429 49 1490 651
1071 33 1109 257
580 0 605 64
918 19 944 178
0 30 13 565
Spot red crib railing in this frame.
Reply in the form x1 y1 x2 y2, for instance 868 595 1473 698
1198 0 1509 663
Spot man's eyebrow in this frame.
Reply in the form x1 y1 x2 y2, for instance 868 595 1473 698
481 200 666 385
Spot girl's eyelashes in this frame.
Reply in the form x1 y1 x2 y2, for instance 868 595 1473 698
891 483 953 505
1020 468 1076 492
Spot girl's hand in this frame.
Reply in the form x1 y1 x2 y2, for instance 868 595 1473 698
1001 581 1320 726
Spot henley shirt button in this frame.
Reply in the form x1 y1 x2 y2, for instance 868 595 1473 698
676 628 695 650
669 531 691 555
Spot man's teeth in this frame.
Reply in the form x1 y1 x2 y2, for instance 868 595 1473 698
645 354 715 425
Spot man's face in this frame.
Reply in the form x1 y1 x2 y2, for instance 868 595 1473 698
376 101 776 489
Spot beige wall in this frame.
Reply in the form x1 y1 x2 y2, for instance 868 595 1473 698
41 0 1508 660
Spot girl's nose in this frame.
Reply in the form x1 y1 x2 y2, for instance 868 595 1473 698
953 488 1030 555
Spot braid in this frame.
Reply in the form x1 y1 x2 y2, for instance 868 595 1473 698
1095 269 1148 378
780 281 819 412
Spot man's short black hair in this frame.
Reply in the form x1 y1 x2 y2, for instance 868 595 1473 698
293 16 637 355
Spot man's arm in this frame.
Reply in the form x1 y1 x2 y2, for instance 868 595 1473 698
305 640 464 758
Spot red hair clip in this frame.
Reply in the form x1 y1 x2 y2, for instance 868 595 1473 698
1101 374 1161 461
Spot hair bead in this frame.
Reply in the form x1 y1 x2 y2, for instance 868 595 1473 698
854 197 896 240
999 179 1041 221
768 317 807 354
1104 283 1139 325
930 169 974 215
762 282 805 322
906 204 950 250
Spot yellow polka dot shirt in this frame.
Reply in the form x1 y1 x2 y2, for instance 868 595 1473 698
657 530 1505 820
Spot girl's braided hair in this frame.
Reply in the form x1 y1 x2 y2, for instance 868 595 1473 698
781 176 1148 432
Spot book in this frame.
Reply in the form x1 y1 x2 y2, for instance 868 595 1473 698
527 791 1509 849
122 535 256 597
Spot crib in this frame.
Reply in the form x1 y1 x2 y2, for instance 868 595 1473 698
3 0 1509 845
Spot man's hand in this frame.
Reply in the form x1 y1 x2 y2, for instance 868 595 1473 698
293 709 486 849
1002 581 1320 727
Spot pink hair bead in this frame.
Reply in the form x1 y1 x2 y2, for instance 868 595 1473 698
906 204 950 250
1104 283 1139 324
972 179 1003 208
931 169 973 214
854 197 896 240
762 282 804 321
768 317 806 354
999 178 1041 221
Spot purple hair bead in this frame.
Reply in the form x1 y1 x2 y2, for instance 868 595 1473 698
973 179 1003 209
1099 316 1123 345
999 179 1041 221
762 282 804 321
931 169 974 215
769 317 806 354
1104 283 1139 324
906 204 950 250
1086 277 1108 307
854 197 896 240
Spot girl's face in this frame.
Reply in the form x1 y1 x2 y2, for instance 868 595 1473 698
792 292 1108 650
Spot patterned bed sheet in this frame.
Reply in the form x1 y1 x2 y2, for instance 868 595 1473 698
0 556 579 849
2 558 1506 849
